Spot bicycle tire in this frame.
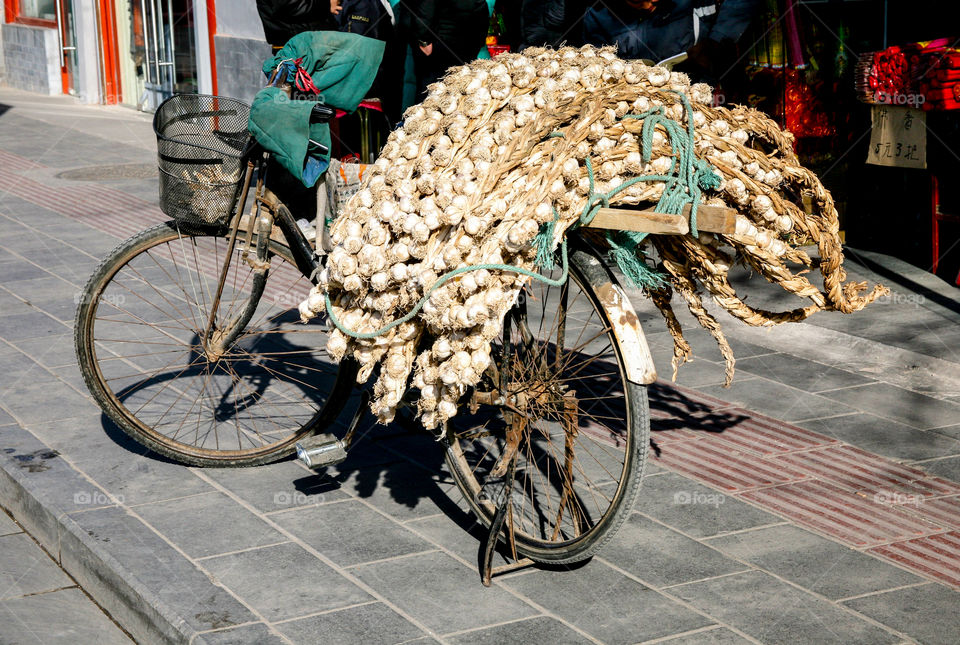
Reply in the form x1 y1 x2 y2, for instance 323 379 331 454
75 221 356 467
444 241 650 564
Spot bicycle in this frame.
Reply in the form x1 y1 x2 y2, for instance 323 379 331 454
75 91 654 581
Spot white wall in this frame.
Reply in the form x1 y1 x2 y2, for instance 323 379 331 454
72 0 101 103
214 0 265 40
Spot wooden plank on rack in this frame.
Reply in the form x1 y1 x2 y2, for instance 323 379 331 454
585 204 737 235
588 209 689 235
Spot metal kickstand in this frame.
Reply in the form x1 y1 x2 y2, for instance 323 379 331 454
478 449 534 586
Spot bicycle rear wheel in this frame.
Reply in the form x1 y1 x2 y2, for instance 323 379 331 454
444 243 649 564
75 221 354 467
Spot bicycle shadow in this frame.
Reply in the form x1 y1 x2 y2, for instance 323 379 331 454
647 381 749 458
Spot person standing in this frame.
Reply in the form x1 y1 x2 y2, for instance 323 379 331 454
520 0 586 50
582 0 760 83
257 0 337 50
405 0 491 97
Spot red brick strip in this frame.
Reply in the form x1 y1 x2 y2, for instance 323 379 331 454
650 380 960 589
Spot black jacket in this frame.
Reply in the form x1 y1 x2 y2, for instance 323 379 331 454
582 0 759 62
337 0 394 40
405 0 489 64
257 0 336 47
520 0 585 49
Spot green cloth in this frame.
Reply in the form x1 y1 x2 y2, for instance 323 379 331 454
248 31 385 187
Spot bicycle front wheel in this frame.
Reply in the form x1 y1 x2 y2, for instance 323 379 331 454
75 221 354 467
445 243 650 564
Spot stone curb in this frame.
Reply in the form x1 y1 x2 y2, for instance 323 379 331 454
0 422 227 645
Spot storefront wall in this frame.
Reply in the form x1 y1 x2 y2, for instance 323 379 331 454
1 21 59 93
211 0 268 104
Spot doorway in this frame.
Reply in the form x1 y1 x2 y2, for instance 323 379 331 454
108 0 198 110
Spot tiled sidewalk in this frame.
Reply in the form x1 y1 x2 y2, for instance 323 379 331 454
0 507 132 644
2 89 960 644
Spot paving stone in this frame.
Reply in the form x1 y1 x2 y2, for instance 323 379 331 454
75 454 215 507
203 460 350 514
0 349 53 390
704 525 921 599
271 499 431 567
201 542 371 622
448 615 591 644
649 346 745 389
0 426 119 547
0 587 132 644
797 413 960 462
0 404 16 427
672 570 899 645
335 460 456 522
599 513 750 588
634 472 781 538
0 257 52 282
843 583 960 645
351 551 536 634
931 423 960 441
196 623 287 645
24 414 151 464
656 627 755 644
646 327 775 363
0 290 33 317
0 532 73 599
133 492 286 559
0 308 69 343
0 509 20 536
0 378 98 425
15 334 81 369
404 511 515 570
60 505 257 635
3 276 85 321
277 602 427 645
697 378 855 423
503 561 713 643
736 353 875 393
819 383 960 430
915 456 960 483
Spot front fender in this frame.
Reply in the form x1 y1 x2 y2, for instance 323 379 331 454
572 244 657 386
594 281 658 385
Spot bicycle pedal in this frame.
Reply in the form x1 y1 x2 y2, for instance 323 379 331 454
296 434 347 469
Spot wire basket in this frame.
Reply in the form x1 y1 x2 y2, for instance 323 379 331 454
153 94 251 226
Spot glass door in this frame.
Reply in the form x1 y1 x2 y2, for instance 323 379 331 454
55 0 79 95
137 0 197 110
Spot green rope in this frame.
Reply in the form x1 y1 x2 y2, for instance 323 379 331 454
533 207 562 269
325 90 720 339
325 239 570 340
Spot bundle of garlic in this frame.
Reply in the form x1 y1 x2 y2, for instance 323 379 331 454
298 45 885 432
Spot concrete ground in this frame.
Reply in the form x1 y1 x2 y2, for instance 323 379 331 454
1 87 959 645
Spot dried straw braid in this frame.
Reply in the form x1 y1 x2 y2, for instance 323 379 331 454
299 46 886 430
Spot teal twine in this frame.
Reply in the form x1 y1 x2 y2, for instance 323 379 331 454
329 90 721 339
605 231 667 290
326 239 570 340
533 207 562 269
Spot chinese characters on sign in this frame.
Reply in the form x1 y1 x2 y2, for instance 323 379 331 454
866 104 927 169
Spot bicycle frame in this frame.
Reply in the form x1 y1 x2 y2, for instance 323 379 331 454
199 144 322 360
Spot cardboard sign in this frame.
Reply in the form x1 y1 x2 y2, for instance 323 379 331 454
866 105 927 169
